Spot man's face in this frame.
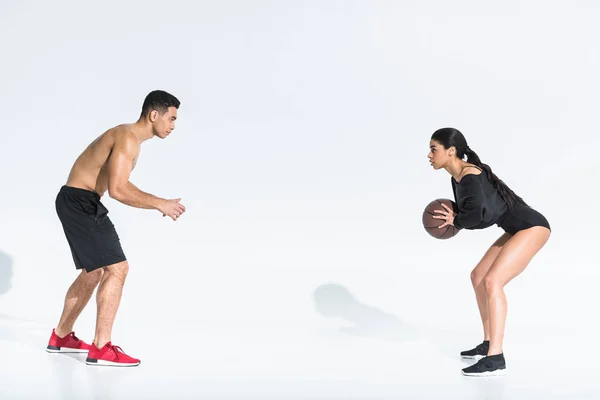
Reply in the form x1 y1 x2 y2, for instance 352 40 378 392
152 106 178 139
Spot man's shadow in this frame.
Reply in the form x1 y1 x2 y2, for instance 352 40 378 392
312 283 508 397
0 250 124 398
0 250 12 297
0 250 50 348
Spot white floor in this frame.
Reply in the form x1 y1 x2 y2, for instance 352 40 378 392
3 1 600 398
1 287 597 400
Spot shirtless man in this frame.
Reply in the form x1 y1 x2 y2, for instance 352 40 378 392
46 90 186 366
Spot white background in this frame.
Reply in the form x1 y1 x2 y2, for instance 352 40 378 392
1 1 598 398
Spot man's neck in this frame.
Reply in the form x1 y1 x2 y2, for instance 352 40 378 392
130 120 155 142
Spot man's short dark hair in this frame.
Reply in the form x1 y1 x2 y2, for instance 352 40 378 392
140 90 180 118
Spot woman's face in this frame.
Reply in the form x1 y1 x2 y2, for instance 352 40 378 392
428 140 452 169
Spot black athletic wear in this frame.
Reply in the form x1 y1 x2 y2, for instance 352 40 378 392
55 185 126 272
460 340 489 360
462 353 507 377
451 167 550 233
497 202 551 235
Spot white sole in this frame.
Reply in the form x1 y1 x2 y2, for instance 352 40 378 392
86 358 140 367
462 369 506 377
46 347 89 353
461 354 485 360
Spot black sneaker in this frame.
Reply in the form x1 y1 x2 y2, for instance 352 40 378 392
462 354 506 377
460 340 489 360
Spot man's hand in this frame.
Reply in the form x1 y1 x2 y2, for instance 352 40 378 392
158 198 186 221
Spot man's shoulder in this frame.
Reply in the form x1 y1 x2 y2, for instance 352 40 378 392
110 125 138 142
107 123 135 137
108 127 139 156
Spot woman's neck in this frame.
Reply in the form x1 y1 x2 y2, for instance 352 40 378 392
446 159 470 181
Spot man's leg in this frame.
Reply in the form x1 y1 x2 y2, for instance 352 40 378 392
86 260 139 366
55 268 104 338
93 260 129 348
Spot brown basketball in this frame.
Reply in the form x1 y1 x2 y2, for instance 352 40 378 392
422 198 460 239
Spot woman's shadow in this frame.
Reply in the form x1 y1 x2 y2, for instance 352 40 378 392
313 283 508 396
313 283 466 358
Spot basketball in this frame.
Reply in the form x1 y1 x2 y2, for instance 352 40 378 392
422 198 460 239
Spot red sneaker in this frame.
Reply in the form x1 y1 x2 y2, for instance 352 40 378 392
46 329 91 353
86 342 140 367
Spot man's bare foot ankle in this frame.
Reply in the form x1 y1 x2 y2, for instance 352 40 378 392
94 339 110 349
54 327 72 338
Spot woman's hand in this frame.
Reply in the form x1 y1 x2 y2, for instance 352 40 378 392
432 203 456 229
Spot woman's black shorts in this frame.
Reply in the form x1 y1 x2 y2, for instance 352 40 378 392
497 203 551 235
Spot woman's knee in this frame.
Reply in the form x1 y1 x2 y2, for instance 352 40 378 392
470 268 486 288
470 269 479 286
483 273 502 294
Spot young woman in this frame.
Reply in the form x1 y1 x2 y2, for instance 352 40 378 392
427 127 551 377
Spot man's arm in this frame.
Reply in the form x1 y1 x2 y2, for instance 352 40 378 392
107 134 164 210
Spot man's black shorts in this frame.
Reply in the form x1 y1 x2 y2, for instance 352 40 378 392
55 185 126 272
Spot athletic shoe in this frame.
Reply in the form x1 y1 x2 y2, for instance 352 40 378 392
462 353 506 376
46 329 91 353
86 342 140 367
460 340 489 360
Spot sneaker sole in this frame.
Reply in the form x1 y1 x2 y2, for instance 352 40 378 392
47 346 89 353
460 354 485 360
462 369 506 377
86 358 140 367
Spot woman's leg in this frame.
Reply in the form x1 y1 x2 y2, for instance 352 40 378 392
484 226 551 355
470 232 512 341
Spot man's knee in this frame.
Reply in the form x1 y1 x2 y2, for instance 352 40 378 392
103 261 129 281
81 268 104 287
